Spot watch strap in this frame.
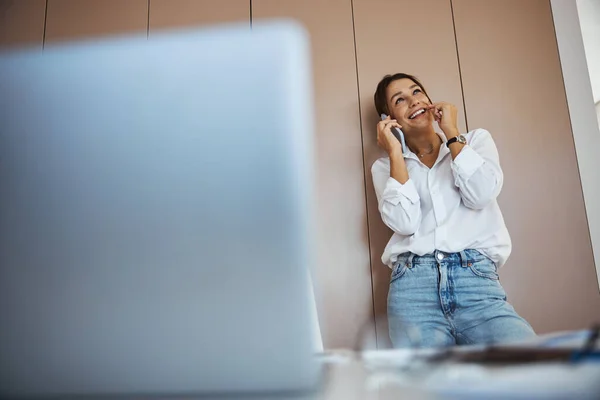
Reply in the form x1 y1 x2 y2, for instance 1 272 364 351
446 135 464 147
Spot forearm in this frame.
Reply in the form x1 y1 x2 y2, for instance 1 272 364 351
453 161 502 209
372 158 421 236
444 128 466 160
450 130 503 209
379 198 421 236
389 150 409 184
377 176 422 236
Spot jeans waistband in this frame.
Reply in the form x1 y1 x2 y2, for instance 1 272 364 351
400 250 470 269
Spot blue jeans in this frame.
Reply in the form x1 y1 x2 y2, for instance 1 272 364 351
388 249 535 348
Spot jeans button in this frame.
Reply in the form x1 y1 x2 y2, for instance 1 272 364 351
437 253 444 261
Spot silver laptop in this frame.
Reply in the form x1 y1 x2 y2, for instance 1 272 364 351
0 21 321 398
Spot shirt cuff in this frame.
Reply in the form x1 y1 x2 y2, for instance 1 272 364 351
381 177 420 206
451 145 484 180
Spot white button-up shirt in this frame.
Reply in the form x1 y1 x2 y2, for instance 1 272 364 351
371 128 511 268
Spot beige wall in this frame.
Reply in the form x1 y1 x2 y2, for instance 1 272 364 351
453 0 600 333
252 0 374 349
45 0 148 43
353 0 467 348
0 0 46 49
1 0 597 349
149 0 249 33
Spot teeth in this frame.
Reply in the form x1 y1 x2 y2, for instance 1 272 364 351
409 109 425 119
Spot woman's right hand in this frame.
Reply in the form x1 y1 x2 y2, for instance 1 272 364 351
377 116 403 158
377 116 409 184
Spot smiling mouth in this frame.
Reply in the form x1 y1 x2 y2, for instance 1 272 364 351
408 108 427 119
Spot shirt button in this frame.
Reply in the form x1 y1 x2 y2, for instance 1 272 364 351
437 253 444 261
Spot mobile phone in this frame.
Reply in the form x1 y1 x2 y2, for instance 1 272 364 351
380 113 408 155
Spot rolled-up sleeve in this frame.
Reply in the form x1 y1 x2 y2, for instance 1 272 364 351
371 159 422 235
451 129 503 210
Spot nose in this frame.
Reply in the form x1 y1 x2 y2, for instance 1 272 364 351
408 96 421 109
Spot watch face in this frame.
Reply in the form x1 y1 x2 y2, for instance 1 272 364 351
458 135 467 144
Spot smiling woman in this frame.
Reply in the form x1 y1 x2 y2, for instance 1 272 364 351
371 73 536 348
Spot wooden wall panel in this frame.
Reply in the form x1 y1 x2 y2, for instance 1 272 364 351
149 0 249 35
353 0 465 348
0 0 46 49
45 0 148 43
3 0 590 349
452 0 600 332
252 0 373 349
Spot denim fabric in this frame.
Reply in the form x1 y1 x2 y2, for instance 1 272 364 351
388 249 535 348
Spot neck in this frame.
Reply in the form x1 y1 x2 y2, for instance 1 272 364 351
405 127 440 156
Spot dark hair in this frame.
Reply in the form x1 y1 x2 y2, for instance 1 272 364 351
374 73 431 116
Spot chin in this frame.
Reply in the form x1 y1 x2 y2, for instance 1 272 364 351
414 120 434 129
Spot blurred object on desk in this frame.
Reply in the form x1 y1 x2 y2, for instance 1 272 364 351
354 329 600 399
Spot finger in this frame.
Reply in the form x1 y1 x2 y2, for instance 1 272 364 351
428 107 440 119
431 102 450 111
379 116 393 123
379 118 396 128
438 102 455 113
382 129 396 140
429 104 443 113
384 125 402 137
382 120 399 130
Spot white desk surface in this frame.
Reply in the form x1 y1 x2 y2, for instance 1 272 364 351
280 331 600 400
199 341 599 399
313 347 600 400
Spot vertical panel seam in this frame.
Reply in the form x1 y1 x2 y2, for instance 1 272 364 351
450 0 469 132
42 0 49 49
548 0 598 290
350 0 378 349
146 0 151 37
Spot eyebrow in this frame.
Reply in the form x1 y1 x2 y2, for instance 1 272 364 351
390 84 420 102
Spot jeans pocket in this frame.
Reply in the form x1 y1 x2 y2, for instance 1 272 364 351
390 253 410 283
465 249 499 280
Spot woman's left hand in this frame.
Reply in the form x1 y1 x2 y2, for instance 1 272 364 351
427 102 459 138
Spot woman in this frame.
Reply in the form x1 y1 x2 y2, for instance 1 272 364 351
372 73 535 348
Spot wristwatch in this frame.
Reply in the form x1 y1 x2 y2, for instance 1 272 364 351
446 134 467 147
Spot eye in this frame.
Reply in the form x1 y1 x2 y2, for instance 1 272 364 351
395 97 404 104
413 88 422 95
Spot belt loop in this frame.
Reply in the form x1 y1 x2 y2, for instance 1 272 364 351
459 250 468 268
407 253 415 268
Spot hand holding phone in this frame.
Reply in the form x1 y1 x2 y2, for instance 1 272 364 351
380 113 408 156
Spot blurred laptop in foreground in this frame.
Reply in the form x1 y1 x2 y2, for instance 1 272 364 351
0 21 322 398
